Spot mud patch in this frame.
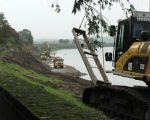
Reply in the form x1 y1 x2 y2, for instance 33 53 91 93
52 65 86 77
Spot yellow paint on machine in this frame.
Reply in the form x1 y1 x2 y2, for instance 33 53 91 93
115 41 150 83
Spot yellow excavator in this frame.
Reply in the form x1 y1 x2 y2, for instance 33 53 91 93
40 42 50 60
72 11 150 120
106 11 150 86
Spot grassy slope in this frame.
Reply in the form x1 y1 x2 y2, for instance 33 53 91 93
0 61 109 120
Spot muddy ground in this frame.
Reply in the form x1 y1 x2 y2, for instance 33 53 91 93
1 51 93 98
42 60 86 77
52 65 86 77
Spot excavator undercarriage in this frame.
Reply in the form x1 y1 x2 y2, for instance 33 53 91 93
83 85 150 120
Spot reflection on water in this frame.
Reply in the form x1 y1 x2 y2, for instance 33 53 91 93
56 47 146 87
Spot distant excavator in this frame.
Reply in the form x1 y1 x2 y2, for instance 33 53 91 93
40 42 50 60
72 11 150 120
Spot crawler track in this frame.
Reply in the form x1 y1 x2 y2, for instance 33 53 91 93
83 85 150 120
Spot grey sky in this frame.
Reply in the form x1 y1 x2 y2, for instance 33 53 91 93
0 0 149 40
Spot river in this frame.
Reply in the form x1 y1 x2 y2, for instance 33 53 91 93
55 47 146 87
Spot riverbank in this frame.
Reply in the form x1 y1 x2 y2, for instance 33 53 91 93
0 51 110 120
42 59 86 78
52 65 86 76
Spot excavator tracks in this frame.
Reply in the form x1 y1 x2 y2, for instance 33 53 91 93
83 85 150 120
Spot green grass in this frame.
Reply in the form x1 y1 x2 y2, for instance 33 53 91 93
0 61 109 120
0 61 86 109
0 50 11 57
45 86 88 109
0 61 61 83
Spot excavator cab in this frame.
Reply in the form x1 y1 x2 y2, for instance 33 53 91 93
109 11 150 84
109 12 150 62
110 11 150 64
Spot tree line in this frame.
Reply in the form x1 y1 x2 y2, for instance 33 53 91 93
0 13 33 51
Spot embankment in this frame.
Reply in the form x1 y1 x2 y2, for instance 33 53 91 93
0 51 110 120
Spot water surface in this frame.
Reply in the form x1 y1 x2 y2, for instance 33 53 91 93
55 47 146 87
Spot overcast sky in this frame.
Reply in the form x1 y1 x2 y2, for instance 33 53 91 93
0 0 149 40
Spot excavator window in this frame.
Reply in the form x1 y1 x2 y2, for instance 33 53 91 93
114 23 125 64
118 24 124 49
132 22 150 41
